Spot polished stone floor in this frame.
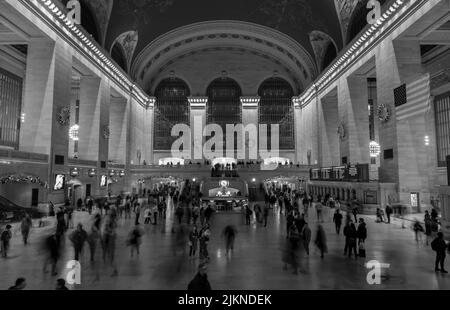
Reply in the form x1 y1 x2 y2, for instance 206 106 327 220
1 200 449 290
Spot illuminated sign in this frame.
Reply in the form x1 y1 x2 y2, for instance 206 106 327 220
100 175 107 187
54 174 65 191
220 180 229 188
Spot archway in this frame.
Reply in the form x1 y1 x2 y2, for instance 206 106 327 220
206 77 242 154
153 77 191 151
258 78 295 151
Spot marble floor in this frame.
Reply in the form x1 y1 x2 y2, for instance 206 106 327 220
1 201 449 290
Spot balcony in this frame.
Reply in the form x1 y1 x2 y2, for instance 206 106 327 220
0 149 48 163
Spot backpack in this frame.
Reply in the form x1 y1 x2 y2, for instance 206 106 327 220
431 238 438 251
1 230 11 242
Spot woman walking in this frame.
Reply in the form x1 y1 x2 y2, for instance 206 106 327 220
21 214 33 245
314 225 327 259
189 225 199 257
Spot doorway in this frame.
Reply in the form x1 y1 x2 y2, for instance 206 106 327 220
31 188 39 207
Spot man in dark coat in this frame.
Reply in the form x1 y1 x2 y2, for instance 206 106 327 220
333 209 343 235
69 224 88 261
385 205 393 224
357 218 367 244
431 232 448 273
187 263 211 290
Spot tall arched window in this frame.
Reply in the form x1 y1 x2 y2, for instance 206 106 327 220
154 78 190 151
322 42 337 71
258 78 295 150
111 43 127 72
207 78 242 152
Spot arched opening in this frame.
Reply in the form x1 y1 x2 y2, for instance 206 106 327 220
153 78 191 151
346 0 388 44
258 77 294 150
111 42 128 72
206 77 242 153
322 42 337 71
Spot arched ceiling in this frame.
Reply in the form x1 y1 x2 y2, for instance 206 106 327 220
131 21 318 94
104 0 343 63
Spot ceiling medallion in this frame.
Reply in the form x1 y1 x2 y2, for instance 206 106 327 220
337 122 346 140
58 106 71 126
377 103 391 122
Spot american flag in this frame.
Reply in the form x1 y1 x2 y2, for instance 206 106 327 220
395 73 431 121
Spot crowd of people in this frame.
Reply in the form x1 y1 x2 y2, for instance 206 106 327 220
2 178 450 289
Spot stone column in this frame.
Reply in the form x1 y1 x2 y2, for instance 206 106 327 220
109 95 128 165
241 96 260 161
78 76 111 196
296 95 319 166
189 97 207 161
20 39 73 203
337 76 370 165
144 98 155 165
293 99 302 164
376 39 432 206
129 98 146 166
319 92 340 166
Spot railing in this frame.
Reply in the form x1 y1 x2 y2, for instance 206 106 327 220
109 163 126 169
67 158 98 167
130 164 312 172
0 149 48 163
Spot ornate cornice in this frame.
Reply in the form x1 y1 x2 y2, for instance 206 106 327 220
295 0 426 109
17 0 149 107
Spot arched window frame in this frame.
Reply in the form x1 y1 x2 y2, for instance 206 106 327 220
153 78 191 151
258 77 295 151
206 77 243 153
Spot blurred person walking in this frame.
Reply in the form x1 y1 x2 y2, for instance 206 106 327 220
413 219 424 243
314 225 327 259
333 209 343 235
1 225 12 258
43 233 60 276
315 202 323 223
431 232 448 273
102 213 118 276
223 225 237 255
189 225 199 257
301 222 312 256
69 223 88 261
8 278 26 290
345 223 358 259
187 263 211 290
55 278 69 290
88 214 101 262
127 224 144 258
21 213 32 245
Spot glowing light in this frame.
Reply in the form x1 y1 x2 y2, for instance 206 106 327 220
69 124 79 141
369 141 381 158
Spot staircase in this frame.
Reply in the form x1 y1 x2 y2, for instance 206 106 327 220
0 195 43 223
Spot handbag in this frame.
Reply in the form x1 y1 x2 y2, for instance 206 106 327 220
358 242 365 250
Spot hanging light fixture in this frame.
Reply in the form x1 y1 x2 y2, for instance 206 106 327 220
369 141 381 158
